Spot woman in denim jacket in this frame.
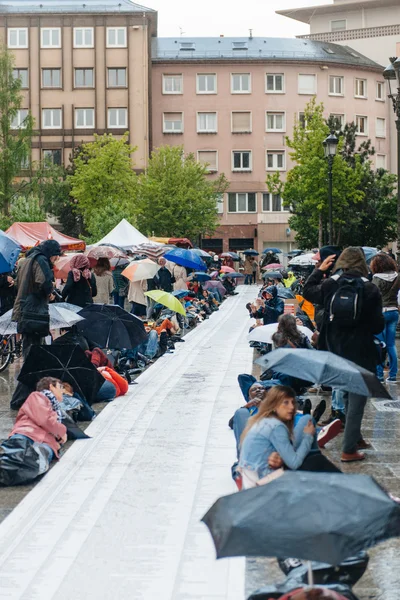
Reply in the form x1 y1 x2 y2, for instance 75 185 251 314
239 386 315 489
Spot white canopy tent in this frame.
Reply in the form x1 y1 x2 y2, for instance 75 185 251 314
93 219 150 249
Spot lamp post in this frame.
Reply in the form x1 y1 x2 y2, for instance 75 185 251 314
323 132 339 244
383 58 400 258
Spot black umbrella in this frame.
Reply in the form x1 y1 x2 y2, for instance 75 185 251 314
256 348 391 399
18 345 104 404
77 304 147 350
262 271 283 280
202 472 400 565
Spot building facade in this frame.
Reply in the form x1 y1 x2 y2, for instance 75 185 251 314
0 0 156 171
152 37 388 254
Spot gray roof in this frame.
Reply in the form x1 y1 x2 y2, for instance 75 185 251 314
152 37 383 70
0 0 155 14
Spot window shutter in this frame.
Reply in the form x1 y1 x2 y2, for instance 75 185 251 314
198 151 217 171
232 111 251 132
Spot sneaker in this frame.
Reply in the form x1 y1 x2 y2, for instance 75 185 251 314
341 451 365 463
318 419 342 448
386 377 398 383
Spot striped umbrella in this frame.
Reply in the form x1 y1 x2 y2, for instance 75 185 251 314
131 242 167 261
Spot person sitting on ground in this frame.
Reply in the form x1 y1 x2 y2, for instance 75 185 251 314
278 588 351 600
92 257 114 305
8 377 67 462
62 255 97 308
250 286 284 325
223 276 237 296
60 381 96 421
272 314 313 350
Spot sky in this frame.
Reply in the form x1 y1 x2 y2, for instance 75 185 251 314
145 0 328 38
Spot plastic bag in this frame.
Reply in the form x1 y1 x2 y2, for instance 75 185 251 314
0 436 50 486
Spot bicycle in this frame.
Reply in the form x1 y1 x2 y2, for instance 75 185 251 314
0 334 22 372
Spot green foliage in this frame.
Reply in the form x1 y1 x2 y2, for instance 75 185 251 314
137 145 229 240
0 46 35 214
0 195 46 231
68 133 138 238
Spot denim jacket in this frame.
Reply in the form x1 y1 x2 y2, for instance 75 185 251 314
239 417 313 478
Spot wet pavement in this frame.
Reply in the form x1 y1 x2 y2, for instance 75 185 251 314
0 288 400 598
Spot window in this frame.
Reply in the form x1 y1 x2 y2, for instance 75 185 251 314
74 27 94 48
356 115 368 135
41 28 61 48
330 113 345 130
266 151 285 171
198 150 218 172
8 28 28 49
376 117 386 138
229 237 254 251
266 74 284 93
108 68 127 88
355 78 367 98
12 68 28 88
163 112 183 133
231 111 252 133
107 27 127 48
298 74 316 95
231 73 251 94
331 19 346 32
108 108 127 129
75 68 94 88
20 154 30 169
329 76 344 96
228 192 256 213
232 41 248 50
42 108 62 129
180 42 195 51
216 194 224 214
75 108 95 129
197 73 217 94
298 112 306 129
232 151 252 171
42 68 61 88
162 74 183 94
197 112 217 133
376 154 386 170
11 109 28 129
262 193 285 212
43 149 62 166
376 81 385 101
266 112 285 132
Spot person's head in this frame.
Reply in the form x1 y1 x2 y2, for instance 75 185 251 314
94 257 111 274
241 385 297 442
70 254 91 281
272 313 302 348
248 383 267 401
61 382 74 396
333 246 368 277
158 257 166 267
36 377 63 402
370 253 398 274
289 589 341 600
37 240 62 264
262 285 277 301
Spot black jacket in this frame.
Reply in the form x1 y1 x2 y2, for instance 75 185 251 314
303 268 384 371
154 267 174 292
62 272 97 308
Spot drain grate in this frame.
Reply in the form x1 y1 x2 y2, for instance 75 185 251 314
372 400 400 412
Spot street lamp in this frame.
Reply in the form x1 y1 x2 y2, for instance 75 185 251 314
383 57 400 257
323 132 339 244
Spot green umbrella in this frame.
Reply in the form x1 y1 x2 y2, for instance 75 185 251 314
145 290 186 316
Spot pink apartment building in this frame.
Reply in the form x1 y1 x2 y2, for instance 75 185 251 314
152 37 389 254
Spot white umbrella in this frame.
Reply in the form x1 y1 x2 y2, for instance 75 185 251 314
288 252 317 267
121 258 160 282
247 323 313 344
0 305 85 335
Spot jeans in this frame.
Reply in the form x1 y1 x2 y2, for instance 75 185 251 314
342 393 367 454
252 272 257 284
233 408 251 458
332 388 345 413
244 275 252 285
376 310 399 379
96 380 117 402
113 294 125 309
10 433 54 462
134 330 159 360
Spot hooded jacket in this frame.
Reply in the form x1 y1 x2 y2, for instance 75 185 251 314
254 286 284 325
372 272 400 309
12 240 61 323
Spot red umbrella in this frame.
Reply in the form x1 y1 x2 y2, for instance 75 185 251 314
220 266 235 273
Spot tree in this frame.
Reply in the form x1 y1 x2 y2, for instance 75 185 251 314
137 145 229 240
68 133 138 240
266 99 364 248
0 45 34 215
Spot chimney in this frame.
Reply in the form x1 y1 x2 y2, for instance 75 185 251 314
249 29 253 39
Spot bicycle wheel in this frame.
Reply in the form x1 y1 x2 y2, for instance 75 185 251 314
0 336 13 372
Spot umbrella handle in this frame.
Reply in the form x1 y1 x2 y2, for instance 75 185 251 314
307 560 314 587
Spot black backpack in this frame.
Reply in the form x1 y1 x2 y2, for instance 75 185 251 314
328 275 365 328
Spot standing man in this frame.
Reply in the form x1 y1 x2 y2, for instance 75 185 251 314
13 240 62 359
252 256 258 284
154 257 174 292
303 247 384 463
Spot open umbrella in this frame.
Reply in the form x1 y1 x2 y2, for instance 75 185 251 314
0 230 21 274
248 324 313 344
190 272 211 282
256 348 391 399
192 248 212 259
203 280 226 296
362 247 379 264
243 249 259 256
121 258 160 282
0 305 85 335
202 471 400 566
221 272 244 279
172 289 188 299
53 253 81 280
18 344 104 404
220 266 235 273
276 288 295 299
145 290 186 316
263 247 282 254
77 304 147 350
210 271 219 279
262 263 283 271
130 242 166 261
163 248 207 271
263 271 283 280
289 253 317 267
86 245 128 261
221 252 238 260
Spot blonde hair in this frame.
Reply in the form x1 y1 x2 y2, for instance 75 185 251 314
240 385 297 445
